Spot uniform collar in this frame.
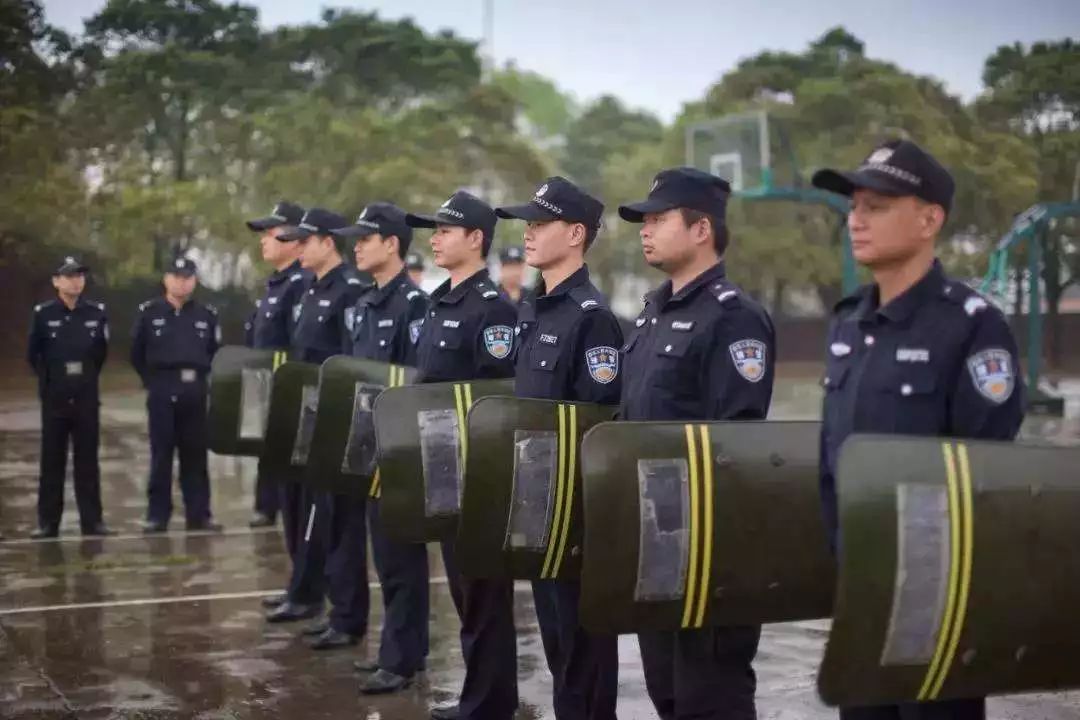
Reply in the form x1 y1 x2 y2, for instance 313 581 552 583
431 267 491 306
312 262 347 291
854 259 946 325
534 264 590 303
269 260 302 286
651 261 727 308
366 268 410 307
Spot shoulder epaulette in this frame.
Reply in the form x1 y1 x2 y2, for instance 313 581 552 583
347 277 363 286
568 285 605 312
290 273 303 282
942 280 991 317
709 281 741 306
97 302 106 311
206 304 219 315
475 282 499 300
138 300 150 312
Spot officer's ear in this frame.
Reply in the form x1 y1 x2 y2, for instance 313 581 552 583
466 228 485 254
568 222 586 250
917 200 947 239
384 234 401 258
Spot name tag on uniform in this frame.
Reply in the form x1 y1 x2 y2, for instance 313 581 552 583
896 347 930 363
539 333 558 345
181 369 197 383
47 320 62 327
319 299 331 307
84 320 99 328
671 321 695 331
268 297 278 304
195 320 209 329
442 319 461 328
65 362 83 376
152 318 166 326
378 319 394 328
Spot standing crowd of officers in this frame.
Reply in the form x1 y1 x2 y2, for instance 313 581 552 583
22 139 1022 720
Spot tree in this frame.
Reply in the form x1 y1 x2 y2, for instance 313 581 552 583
562 95 663 194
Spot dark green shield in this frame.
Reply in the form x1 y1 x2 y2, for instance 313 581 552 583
303 357 416 497
818 435 1080 706
207 346 286 456
258 361 320 484
372 379 514 543
578 420 832 635
456 396 617 580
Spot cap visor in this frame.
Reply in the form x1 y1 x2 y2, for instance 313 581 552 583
276 226 313 241
329 225 377 239
167 269 196 278
245 216 281 231
495 202 558 222
811 169 909 197
617 197 678 223
56 266 89 276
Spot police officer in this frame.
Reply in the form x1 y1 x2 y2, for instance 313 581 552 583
497 177 622 720
330 202 431 692
812 142 1024 720
618 168 775 720
245 201 307 535
131 256 223 533
405 190 519 720
406 251 426 287
26 256 111 539
266 208 367 625
497 246 528 306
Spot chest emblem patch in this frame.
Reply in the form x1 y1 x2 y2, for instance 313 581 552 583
409 319 424 344
344 307 356 332
729 339 767 383
483 325 514 359
585 346 619 384
966 348 1014 404
292 304 302 323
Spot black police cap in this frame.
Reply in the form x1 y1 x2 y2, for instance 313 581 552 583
498 246 525 264
812 139 955 214
277 208 350 241
496 176 605 232
405 252 425 270
246 200 305 232
331 202 413 247
619 167 731 223
54 255 89 276
405 191 497 241
165 256 197 277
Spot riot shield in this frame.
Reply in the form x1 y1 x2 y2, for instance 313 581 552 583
819 436 1080 706
258 361 321 484
207 346 286 456
578 420 831 635
456 397 616 580
303 357 416 496
373 379 514 543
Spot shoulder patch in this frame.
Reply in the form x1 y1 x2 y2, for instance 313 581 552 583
585 346 619 384
728 339 768 383
139 301 150 312
580 299 599 310
966 348 1015 404
483 325 514 359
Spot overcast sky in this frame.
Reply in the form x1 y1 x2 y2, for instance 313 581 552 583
43 0 1080 122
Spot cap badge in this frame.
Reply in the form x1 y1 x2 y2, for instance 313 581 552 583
441 198 452 208
867 148 895 165
536 183 549 197
651 179 660 192
65 256 75 264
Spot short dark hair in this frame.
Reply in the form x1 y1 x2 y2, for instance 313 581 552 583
679 208 728 256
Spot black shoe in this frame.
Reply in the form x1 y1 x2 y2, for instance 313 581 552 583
30 525 59 539
261 593 288 610
81 522 114 537
307 627 361 650
266 602 321 624
248 512 275 528
353 659 379 673
186 519 223 532
430 703 460 720
300 620 330 638
360 669 412 695
142 520 168 534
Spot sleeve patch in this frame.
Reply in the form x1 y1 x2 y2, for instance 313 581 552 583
483 325 514 359
966 348 1015 404
585 346 619 384
729 339 767 383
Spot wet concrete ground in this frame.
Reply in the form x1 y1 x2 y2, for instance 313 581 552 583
2 376 1079 719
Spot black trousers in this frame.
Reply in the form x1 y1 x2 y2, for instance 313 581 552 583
38 390 103 530
532 579 618 720
145 384 211 525
639 625 760 720
286 487 327 605
369 497 429 676
840 699 985 719
441 539 518 720
253 470 280 520
325 493 369 636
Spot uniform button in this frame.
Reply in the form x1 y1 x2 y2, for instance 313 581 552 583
901 383 913 396
651 318 658 325
430 311 436 318
540 360 547 367
379 340 386 347
309 289 314 295
439 340 446 347
265 312 271 318
824 376 831 387
865 335 875 346
665 344 673 352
